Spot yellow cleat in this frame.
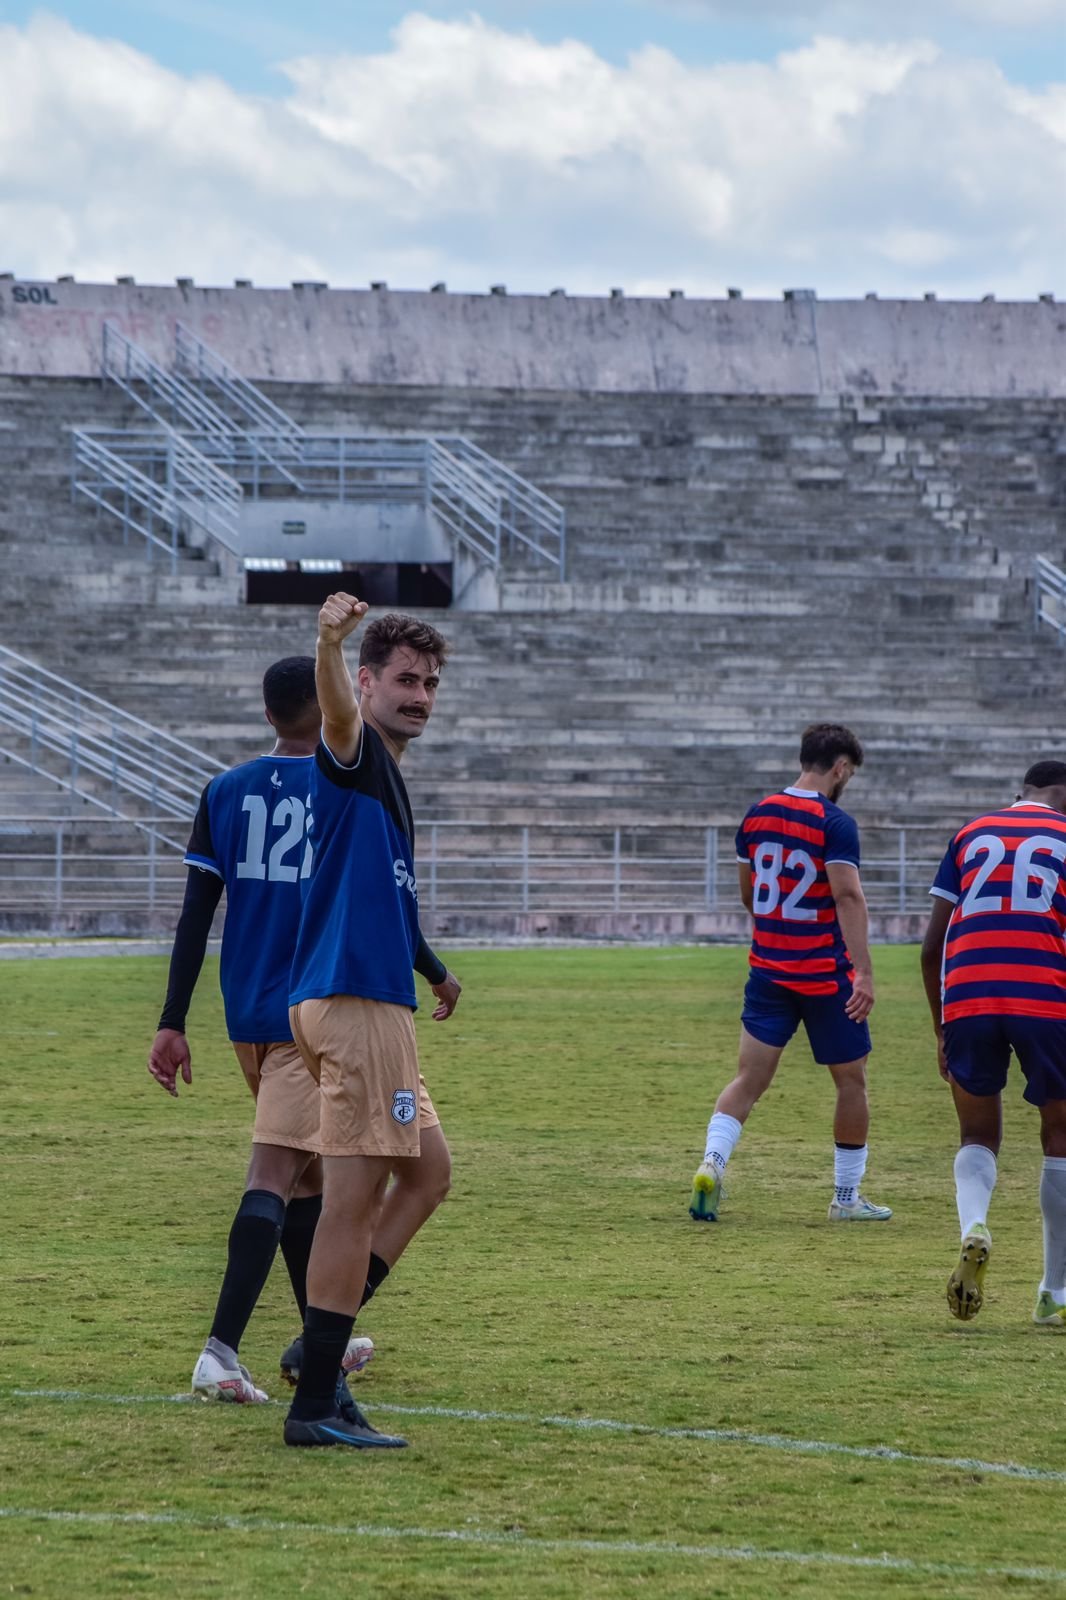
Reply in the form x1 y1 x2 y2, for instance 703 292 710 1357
947 1224 992 1321
689 1162 724 1222
1033 1290 1066 1328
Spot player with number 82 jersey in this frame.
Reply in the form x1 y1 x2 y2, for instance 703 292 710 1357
737 787 862 997
185 754 313 1042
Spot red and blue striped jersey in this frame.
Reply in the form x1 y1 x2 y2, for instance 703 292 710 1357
930 802 1066 1022
735 787 862 996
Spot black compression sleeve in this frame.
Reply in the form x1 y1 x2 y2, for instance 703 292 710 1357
158 869 225 1032
414 931 448 987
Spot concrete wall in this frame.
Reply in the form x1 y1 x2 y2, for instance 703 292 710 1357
2 278 1064 397
237 501 447 561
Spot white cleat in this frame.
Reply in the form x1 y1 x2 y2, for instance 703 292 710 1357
828 1195 893 1222
278 1333 375 1386
191 1348 269 1403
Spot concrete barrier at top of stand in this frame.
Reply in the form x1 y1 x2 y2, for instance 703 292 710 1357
1 279 1064 397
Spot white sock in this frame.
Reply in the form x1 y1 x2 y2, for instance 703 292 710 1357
1039 1156 1066 1300
703 1111 743 1172
954 1145 997 1235
833 1144 868 1205
205 1336 239 1367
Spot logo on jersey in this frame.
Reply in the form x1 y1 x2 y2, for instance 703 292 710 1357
394 858 418 899
270 769 282 789
391 1089 417 1125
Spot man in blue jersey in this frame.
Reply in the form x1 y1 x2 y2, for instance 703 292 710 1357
283 596 451 1450
688 723 891 1225
148 657 459 1433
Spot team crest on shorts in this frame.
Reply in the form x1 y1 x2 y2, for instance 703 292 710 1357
391 1089 417 1126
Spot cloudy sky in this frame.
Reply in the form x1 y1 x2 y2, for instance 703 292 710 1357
0 2 1063 299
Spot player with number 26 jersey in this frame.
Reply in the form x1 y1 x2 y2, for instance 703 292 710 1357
185 754 312 1043
921 763 1066 1329
930 802 1066 1025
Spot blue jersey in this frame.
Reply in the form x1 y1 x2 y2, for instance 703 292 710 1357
184 754 313 1043
289 726 420 1011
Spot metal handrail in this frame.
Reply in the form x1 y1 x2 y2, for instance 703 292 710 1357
1034 555 1066 640
0 646 224 830
97 321 565 577
427 439 503 566
438 436 567 576
71 428 242 566
103 322 237 438
102 323 303 490
174 322 305 446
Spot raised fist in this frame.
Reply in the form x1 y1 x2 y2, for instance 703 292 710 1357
318 593 369 645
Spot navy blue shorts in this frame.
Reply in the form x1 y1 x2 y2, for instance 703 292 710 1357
944 1015 1066 1107
741 970 871 1066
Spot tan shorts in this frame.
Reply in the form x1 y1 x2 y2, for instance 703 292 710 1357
231 1039 320 1153
289 995 427 1158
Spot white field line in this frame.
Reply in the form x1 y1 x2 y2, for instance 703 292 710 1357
10 1387 1066 1487
0 1506 1064 1585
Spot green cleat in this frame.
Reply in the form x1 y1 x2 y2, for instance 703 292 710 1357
1033 1289 1066 1328
689 1162 724 1222
947 1223 992 1321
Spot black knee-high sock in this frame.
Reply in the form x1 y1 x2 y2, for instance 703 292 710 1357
208 1189 286 1353
279 1194 322 1319
360 1251 390 1309
288 1306 354 1422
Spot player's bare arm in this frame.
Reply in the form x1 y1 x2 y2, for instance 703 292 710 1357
737 861 754 914
148 1028 192 1097
430 970 462 1021
316 592 369 765
826 861 874 1022
920 896 954 1079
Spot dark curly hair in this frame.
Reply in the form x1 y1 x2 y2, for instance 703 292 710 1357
262 656 317 727
359 613 449 673
799 722 864 772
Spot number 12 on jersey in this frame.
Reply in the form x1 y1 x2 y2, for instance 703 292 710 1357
236 794 313 882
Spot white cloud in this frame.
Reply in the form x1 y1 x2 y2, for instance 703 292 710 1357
658 0 1066 26
0 10 1062 298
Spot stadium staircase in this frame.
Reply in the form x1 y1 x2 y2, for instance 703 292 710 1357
0 370 1063 932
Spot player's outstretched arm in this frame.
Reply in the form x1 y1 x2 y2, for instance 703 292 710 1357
317 591 368 766
826 862 874 1022
920 896 954 1079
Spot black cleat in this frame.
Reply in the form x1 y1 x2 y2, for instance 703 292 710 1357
283 1406 407 1449
335 1373 359 1425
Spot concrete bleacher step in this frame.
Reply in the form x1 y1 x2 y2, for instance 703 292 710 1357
1 376 1063 861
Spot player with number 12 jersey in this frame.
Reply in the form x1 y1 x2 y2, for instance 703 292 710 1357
184 752 313 1043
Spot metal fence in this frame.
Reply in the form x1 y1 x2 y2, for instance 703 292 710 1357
0 817 186 919
0 818 952 927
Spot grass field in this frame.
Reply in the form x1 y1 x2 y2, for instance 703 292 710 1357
3 944 1065 1599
